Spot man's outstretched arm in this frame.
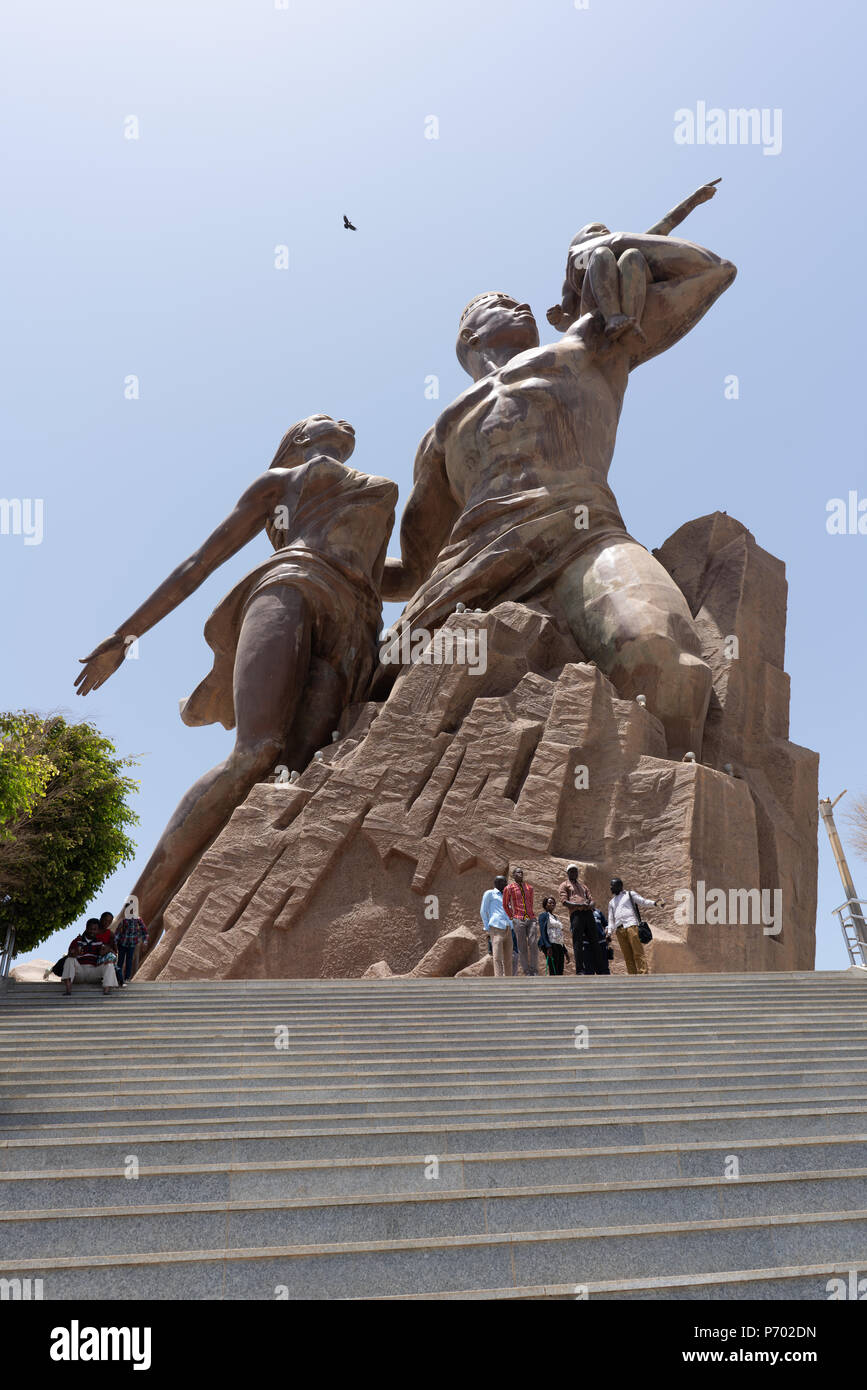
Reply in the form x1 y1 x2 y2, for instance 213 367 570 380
382 427 459 602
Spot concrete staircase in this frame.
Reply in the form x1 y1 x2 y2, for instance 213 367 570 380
1 971 866 1300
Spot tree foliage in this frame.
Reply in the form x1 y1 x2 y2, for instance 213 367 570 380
0 713 56 831
0 713 138 954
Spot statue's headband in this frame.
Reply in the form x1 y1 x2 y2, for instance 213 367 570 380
459 292 519 327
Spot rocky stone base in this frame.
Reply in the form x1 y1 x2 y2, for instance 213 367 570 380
137 513 818 980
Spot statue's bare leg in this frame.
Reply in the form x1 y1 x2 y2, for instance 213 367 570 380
616 249 650 341
585 247 648 342
552 537 712 758
585 246 622 322
131 587 313 934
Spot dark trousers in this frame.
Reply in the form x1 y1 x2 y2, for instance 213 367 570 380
546 943 566 975
117 943 137 981
570 908 610 976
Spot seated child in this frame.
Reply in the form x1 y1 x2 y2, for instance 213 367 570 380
546 179 722 337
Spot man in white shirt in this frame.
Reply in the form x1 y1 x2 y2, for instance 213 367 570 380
607 876 663 975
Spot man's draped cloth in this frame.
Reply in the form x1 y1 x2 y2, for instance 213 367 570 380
395 473 633 637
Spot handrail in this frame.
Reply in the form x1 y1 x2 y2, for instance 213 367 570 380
832 897 867 968
0 925 16 980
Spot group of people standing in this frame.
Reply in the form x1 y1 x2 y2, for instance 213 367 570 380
480 864 661 977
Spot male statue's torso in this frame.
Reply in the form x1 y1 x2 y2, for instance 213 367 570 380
436 332 630 508
394 327 635 644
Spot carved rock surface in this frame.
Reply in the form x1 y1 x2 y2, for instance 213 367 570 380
9 959 56 983
361 960 394 980
361 926 480 980
138 514 817 980
455 954 495 978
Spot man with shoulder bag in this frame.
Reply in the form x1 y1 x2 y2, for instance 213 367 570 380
606 877 664 976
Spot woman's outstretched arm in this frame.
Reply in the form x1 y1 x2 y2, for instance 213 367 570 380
75 469 287 695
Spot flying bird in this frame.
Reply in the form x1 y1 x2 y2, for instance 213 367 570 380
343 214 357 230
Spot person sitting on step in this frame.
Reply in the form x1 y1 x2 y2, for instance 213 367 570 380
61 918 118 997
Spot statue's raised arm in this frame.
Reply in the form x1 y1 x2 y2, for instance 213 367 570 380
646 178 721 236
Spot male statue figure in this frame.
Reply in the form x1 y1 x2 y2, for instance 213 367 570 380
382 221 736 757
76 415 397 941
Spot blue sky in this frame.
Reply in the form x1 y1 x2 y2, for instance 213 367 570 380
2 0 864 970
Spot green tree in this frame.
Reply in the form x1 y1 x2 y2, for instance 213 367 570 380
0 712 56 831
0 713 138 954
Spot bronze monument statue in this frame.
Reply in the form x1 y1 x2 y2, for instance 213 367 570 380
74 182 810 989
76 414 397 932
381 206 736 757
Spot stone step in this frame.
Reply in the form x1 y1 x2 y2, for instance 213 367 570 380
3 1082 867 1132
3 1065 865 1104
2 993 860 1016
8 999 861 1021
5 1027 864 1065
8 1001 857 1024
5 1012 860 1035
5 1050 865 1085
3 1103 866 1170
4 1044 864 1085
375 1261 864 1300
2 1070 862 1109
3 1133 865 1209
3 1084 867 1133
8 1208 867 1299
3 1169 867 1260
2 973 865 1299
5 998 862 1019
4 1014 861 1040
1 1028 861 1045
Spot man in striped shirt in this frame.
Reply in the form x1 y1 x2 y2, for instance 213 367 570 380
502 868 538 976
61 918 118 996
